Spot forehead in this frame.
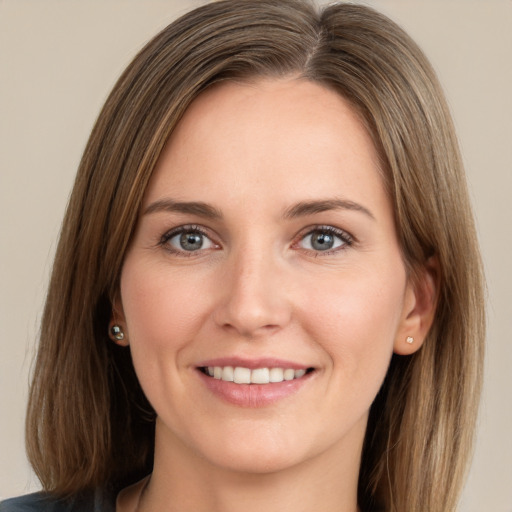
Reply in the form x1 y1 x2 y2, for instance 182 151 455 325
144 78 385 214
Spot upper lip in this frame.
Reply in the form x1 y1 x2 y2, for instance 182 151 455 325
196 357 312 370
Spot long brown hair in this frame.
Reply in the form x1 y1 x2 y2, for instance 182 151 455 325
26 1 485 510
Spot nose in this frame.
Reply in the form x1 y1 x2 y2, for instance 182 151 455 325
212 249 292 338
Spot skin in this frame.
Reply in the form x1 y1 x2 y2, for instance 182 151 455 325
115 78 436 512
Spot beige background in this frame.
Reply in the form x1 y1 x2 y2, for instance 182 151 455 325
1 0 511 509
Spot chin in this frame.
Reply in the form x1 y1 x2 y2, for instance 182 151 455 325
208 446 305 475
197 424 327 476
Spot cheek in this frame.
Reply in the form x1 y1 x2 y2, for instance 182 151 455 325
119 261 212 400
121 262 209 348
300 263 406 378
119 260 219 417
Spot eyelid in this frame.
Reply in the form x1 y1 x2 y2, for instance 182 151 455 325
292 225 354 254
159 224 221 255
157 223 353 257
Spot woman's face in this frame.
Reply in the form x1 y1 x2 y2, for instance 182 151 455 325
118 78 421 474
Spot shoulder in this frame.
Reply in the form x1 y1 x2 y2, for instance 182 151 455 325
0 489 115 512
0 493 52 512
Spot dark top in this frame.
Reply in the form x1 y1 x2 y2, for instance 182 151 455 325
0 489 115 512
0 490 381 511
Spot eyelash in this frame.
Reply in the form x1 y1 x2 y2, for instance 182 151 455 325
293 225 354 255
158 224 354 256
159 225 218 257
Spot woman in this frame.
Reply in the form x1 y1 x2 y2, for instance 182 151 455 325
0 1 485 511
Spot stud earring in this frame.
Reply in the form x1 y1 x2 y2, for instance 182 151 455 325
110 324 125 341
406 336 414 344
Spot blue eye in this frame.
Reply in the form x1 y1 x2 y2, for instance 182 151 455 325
298 227 351 252
162 227 215 253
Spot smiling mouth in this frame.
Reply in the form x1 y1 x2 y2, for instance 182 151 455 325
199 366 315 384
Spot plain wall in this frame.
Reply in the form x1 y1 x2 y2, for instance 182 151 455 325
1 1 511 509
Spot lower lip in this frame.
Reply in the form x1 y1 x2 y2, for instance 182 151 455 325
197 370 313 407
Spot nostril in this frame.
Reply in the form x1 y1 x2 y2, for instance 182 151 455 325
212 279 292 337
219 321 283 339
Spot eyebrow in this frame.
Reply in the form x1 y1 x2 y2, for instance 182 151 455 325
143 199 223 219
143 197 375 221
283 198 375 221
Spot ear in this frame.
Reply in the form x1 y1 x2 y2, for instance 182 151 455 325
394 256 440 355
108 293 129 347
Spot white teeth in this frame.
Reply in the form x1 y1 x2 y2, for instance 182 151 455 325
205 366 309 384
269 368 284 382
283 369 295 381
251 368 270 384
233 367 251 384
222 366 234 382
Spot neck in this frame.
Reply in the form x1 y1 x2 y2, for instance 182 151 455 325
135 418 364 512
